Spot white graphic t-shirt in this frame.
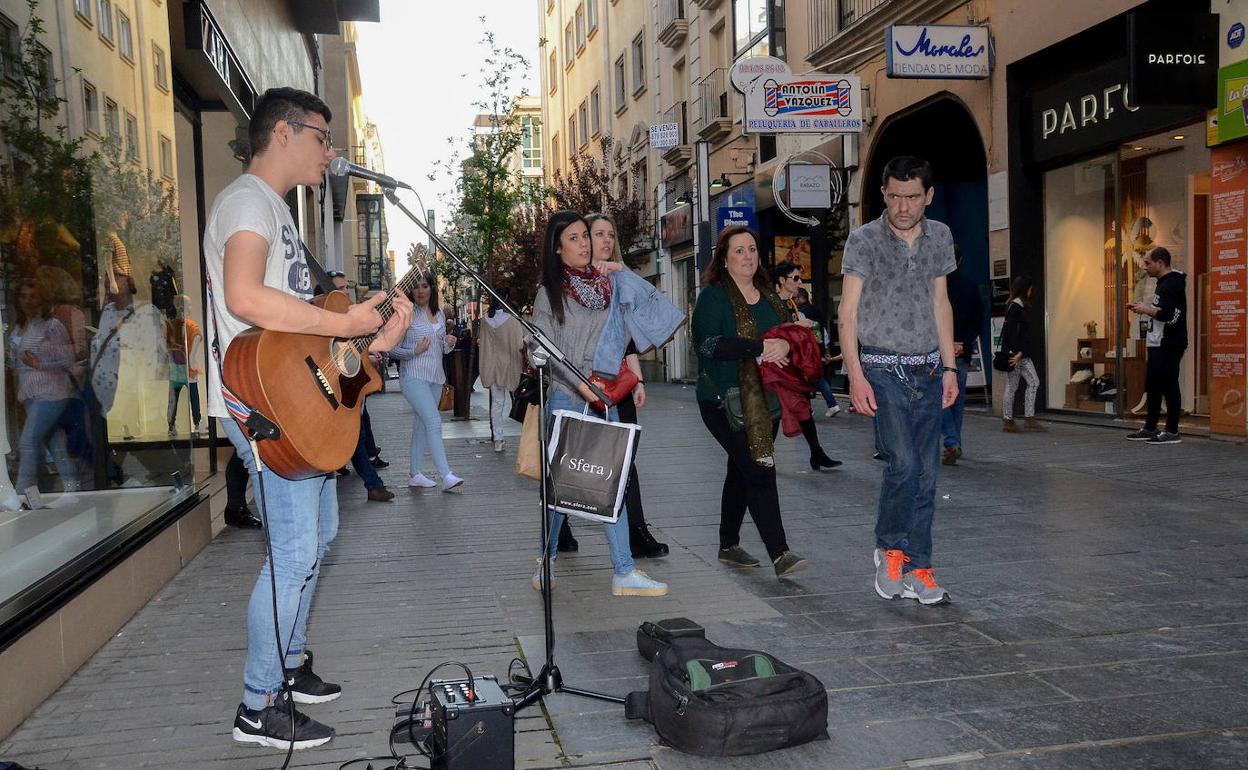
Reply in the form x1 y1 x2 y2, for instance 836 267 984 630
203 173 313 418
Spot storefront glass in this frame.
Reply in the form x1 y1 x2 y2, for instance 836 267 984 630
1 0 197 623
1043 124 1207 416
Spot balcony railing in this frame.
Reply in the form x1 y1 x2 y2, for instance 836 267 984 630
809 0 903 65
839 0 888 27
696 68 731 142
658 0 688 48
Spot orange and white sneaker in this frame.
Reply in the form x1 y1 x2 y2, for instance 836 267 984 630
873 548 906 600
901 568 950 605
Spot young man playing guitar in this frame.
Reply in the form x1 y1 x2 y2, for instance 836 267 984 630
204 87 412 750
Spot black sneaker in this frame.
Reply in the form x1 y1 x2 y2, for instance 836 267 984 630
630 524 670 558
1147 431 1182 445
232 691 333 750
370 455 389 469
287 650 342 704
1126 428 1159 441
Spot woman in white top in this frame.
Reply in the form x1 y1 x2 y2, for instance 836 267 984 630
391 272 463 491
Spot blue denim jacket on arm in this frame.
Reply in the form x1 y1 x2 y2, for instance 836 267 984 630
591 269 685 377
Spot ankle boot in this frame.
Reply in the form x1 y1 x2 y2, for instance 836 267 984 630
556 522 579 552
1002 418 1023 433
1024 417 1048 432
630 523 669 558
809 448 844 470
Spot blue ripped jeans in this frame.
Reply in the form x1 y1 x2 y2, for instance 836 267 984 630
222 418 339 710
537 388 635 576
862 349 943 569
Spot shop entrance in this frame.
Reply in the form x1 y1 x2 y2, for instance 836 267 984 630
1041 124 1207 419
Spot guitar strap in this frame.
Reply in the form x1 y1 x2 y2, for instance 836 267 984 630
299 240 337 296
205 272 265 429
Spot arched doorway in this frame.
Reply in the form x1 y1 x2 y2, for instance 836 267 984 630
862 95 991 374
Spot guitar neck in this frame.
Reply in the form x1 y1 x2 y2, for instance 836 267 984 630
349 260 429 351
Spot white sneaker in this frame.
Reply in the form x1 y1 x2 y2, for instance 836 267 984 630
825 405 841 418
532 557 555 591
407 473 436 488
493 439 505 453
442 473 464 491
611 569 669 597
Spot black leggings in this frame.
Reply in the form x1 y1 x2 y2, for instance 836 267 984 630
1145 345 1185 434
615 393 648 532
699 401 789 560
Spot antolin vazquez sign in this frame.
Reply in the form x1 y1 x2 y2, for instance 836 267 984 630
743 74 863 133
886 25 993 79
1128 11 1218 108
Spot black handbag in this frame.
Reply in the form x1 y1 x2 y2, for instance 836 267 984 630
508 371 542 423
992 350 1016 372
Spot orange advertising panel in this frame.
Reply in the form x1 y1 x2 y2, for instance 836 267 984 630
1209 144 1248 435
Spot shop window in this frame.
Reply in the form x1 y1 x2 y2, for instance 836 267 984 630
152 43 167 91
117 10 133 61
631 32 645 96
82 80 99 135
124 111 139 160
97 0 114 43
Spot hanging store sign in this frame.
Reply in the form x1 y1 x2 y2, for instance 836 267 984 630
660 205 693 248
742 74 863 134
885 25 993 79
788 164 832 209
1217 58 1248 143
184 0 257 120
1128 12 1218 107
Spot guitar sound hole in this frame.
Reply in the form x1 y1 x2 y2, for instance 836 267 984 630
332 341 361 377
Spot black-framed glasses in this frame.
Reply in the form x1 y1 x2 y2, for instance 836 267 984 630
326 270 345 278
288 120 332 148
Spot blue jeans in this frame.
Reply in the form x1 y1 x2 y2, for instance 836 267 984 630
813 376 839 408
940 357 969 449
400 377 451 479
350 415 385 490
538 388 635 576
17 397 76 491
222 418 339 711
863 352 943 570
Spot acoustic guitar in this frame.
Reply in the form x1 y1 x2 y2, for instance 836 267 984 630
222 267 423 480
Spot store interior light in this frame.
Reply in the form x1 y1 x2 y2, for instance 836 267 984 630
709 173 732 189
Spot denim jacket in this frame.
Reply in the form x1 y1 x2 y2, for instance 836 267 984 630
591 269 685 377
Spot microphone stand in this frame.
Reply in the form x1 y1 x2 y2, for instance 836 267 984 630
382 186 625 710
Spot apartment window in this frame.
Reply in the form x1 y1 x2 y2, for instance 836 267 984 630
97 0 114 43
82 80 99 134
0 14 18 82
733 0 783 58
159 133 173 178
578 101 588 148
75 0 92 23
575 4 586 51
548 49 558 93
614 53 626 111
631 32 645 96
35 44 54 101
564 23 573 68
104 97 119 139
568 115 576 156
124 111 139 159
590 86 601 137
152 43 167 90
551 133 559 171
521 116 542 169
117 11 132 60
587 0 598 34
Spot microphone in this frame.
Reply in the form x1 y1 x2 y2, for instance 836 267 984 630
328 156 411 190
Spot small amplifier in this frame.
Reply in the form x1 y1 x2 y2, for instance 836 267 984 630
391 675 515 770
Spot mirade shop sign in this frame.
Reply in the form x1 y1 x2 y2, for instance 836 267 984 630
1027 58 1197 165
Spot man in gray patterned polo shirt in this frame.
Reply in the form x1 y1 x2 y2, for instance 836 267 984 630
837 156 958 606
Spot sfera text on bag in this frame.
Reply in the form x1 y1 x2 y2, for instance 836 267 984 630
565 456 611 477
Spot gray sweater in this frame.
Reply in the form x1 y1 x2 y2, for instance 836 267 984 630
530 289 610 403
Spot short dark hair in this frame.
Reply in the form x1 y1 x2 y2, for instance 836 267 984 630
882 156 934 191
773 260 800 280
1148 246 1172 266
249 87 332 157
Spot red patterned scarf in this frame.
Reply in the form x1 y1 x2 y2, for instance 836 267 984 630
562 264 611 311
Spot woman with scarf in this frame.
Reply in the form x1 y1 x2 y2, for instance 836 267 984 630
529 210 668 597
692 226 808 578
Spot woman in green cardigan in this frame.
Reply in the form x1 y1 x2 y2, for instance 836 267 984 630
692 226 808 578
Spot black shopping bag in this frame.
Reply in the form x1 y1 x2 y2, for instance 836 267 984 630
546 409 639 524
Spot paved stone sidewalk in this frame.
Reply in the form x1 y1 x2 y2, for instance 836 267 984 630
2 382 1247 769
